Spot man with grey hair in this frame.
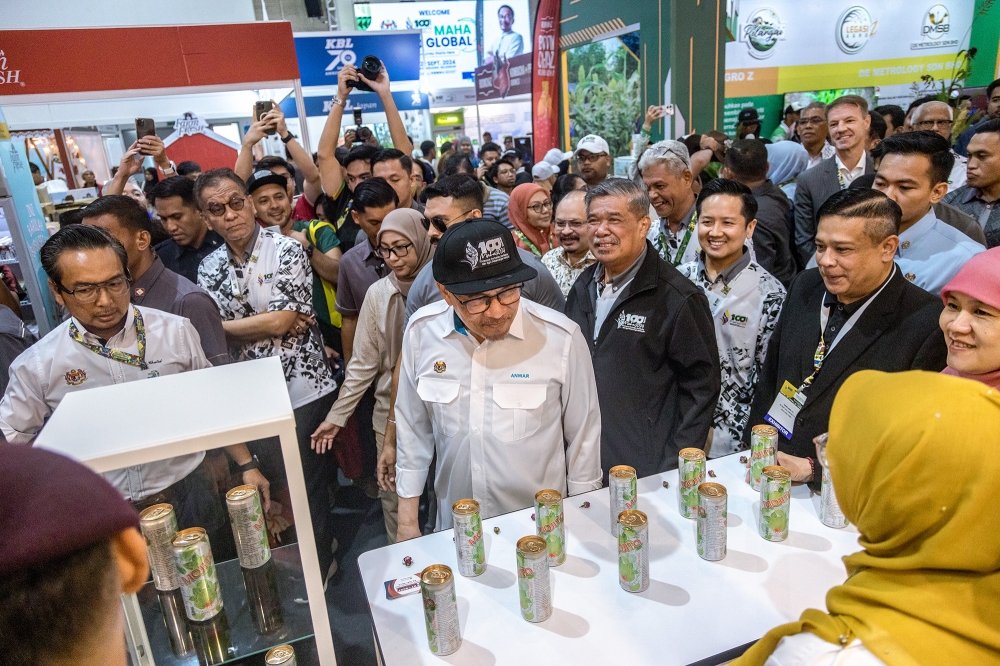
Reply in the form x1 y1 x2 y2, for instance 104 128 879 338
565 178 720 478
913 101 967 191
638 140 702 266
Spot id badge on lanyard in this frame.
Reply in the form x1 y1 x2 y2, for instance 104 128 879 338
228 231 265 306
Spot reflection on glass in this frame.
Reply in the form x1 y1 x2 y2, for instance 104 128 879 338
242 559 284 635
157 588 195 657
190 612 236 666
814 432 829 469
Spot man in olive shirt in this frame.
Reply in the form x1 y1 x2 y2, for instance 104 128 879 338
150 176 225 284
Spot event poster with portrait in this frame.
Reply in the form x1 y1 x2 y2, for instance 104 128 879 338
482 0 532 64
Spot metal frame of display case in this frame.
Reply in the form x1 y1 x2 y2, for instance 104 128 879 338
34 357 337 665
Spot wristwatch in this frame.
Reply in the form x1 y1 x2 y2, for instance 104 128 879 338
304 244 315 259
332 96 346 107
161 165 177 177
238 455 260 473
281 133 294 144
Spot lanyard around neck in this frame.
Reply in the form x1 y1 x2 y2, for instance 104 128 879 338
69 306 148 370
512 228 545 258
228 230 265 303
660 209 698 266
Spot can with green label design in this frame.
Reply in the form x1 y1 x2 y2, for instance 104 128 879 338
534 489 566 567
759 465 791 541
171 527 223 622
677 448 706 519
617 510 649 593
516 535 551 622
609 465 637 538
697 482 728 561
420 564 462 656
226 485 270 569
749 424 779 491
452 499 486 576
139 503 180 591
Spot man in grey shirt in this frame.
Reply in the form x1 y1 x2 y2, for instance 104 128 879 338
80 196 229 365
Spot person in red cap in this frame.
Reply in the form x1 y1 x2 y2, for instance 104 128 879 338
0 446 149 666
939 247 1000 388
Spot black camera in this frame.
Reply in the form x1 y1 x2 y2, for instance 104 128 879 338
346 55 382 93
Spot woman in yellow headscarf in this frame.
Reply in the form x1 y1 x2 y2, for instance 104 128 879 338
734 369 1000 666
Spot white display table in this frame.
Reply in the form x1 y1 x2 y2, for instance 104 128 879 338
358 452 860 665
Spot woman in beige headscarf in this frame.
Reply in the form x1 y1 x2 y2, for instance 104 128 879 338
311 208 433 543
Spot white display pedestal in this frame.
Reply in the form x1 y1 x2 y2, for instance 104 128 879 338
35 357 337 666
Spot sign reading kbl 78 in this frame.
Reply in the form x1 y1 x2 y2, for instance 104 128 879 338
293 32 422 87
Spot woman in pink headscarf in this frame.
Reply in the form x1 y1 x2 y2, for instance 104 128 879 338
939 247 1000 389
508 183 557 258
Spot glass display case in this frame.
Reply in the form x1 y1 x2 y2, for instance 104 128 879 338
34 357 337 666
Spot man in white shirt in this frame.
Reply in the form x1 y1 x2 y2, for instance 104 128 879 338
912 100 968 192
395 220 602 538
797 102 837 170
639 140 701 266
873 132 984 295
678 179 786 457
486 4 524 64
0 225 268 546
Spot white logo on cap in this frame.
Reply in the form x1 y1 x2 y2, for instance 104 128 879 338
253 170 273 180
463 242 479 270
463 236 510 271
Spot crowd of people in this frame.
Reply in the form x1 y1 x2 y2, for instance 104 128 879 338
3 62 1000 664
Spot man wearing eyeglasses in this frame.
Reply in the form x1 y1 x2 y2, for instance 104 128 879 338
574 134 612 189
912 101 967 192
394 220 602 538
541 190 596 295
796 102 836 170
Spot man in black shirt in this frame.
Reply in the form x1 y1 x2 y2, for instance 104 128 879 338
150 176 224 284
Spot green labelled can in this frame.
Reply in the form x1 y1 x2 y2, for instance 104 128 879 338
452 499 486 577
697 483 728 561
139 503 180 591
420 564 462 656
516 535 552 623
678 448 706 519
171 527 224 622
618 510 649 593
749 424 779 491
609 465 638 538
226 485 271 569
759 465 791 541
264 645 297 665
534 489 566 567
820 466 849 529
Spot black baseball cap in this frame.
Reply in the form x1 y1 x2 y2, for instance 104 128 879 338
432 219 537 295
738 107 760 123
246 169 288 194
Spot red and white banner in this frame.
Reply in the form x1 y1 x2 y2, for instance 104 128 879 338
531 0 560 163
475 52 533 102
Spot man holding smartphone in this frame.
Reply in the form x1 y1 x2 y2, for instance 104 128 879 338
104 131 175 197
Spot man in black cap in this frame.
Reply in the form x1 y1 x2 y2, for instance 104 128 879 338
0 446 150 666
736 107 763 140
393 219 602 540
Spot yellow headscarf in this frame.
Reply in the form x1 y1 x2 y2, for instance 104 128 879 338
734 370 1000 666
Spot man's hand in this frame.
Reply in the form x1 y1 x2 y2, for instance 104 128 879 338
643 105 666 131
289 229 309 248
242 116 275 148
366 65 391 98
343 129 357 147
242 468 271 512
377 441 396 492
290 311 315 337
118 142 145 180
396 523 421 542
266 101 289 138
136 135 170 170
476 163 488 179
311 421 341 454
337 64 359 100
776 451 814 483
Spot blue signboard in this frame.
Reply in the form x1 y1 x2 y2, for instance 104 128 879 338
294 32 422 87
280 91 429 118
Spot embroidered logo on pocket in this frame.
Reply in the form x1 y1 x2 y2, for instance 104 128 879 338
616 311 647 333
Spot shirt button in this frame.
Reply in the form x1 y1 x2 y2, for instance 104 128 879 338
472 427 479 434
474 465 481 472
517 401 523 407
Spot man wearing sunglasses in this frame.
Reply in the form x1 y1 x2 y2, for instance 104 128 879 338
394 220 602 539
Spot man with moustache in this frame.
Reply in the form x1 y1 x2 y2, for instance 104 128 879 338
541 189 596 295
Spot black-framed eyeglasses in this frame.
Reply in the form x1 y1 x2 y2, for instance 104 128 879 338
455 284 522 315
527 201 552 214
797 116 826 126
203 195 248 217
58 275 131 304
423 209 474 234
577 152 608 164
375 242 413 259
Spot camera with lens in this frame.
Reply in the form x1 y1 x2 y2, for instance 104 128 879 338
346 55 383 93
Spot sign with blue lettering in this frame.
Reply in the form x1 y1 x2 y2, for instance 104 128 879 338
279 91 430 118
293 31 422 87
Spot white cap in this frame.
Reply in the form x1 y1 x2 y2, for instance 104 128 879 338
574 134 610 156
532 162 557 180
543 148 573 165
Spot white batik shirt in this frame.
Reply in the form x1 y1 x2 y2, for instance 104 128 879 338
198 226 336 409
680 250 786 456
647 203 700 266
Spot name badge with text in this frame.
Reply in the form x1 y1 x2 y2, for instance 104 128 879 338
764 380 806 439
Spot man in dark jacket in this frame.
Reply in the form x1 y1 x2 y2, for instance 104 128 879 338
565 179 720 478
747 188 947 485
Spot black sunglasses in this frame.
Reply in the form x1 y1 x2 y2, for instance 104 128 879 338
421 216 448 234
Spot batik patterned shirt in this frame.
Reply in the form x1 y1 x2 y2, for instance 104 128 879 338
198 226 336 409
679 252 786 457
541 247 597 296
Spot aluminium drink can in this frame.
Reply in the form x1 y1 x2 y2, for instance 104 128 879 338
617 510 649 593
678 448 706 519
749 424 779 491
609 465 638 538
139 503 180 591
759 465 792 541
697 482 728 561
820 466 849 529
226 485 271 569
171 527 224 622
420 564 462 656
516 535 552 623
452 499 486 577
534 489 566 567
264 645 297 665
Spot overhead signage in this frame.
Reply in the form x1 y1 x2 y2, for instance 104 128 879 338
279 90 430 118
433 111 465 127
293 31 422 88
475 52 532 101
532 0 560 163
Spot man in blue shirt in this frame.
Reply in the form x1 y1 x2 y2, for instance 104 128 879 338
873 132 984 295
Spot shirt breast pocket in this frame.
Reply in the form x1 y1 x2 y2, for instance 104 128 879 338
416 377 461 438
492 383 547 443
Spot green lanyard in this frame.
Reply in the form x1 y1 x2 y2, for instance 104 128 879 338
69 306 148 370
512 228 545 258
660 209 698 266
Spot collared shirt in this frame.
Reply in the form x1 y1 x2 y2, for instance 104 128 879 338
132 255 229 366
396 298 603 530
489 30 524 58
647 202 699 266
835 151 867 187
806 143 837 170
0 306 208 500
949 151 968 192
944 185 1000 248
335 237 390 318
154 230 225 285
592 250 646 338
821 267 895 341
679 250 786 456
896 208 985 295
198 227 337 409
541 247 597 295
482 185 512 230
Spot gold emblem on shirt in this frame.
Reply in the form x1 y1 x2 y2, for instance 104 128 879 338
433 360 446 374
901 241 911 250
64 369 88 386
905 273 916 282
